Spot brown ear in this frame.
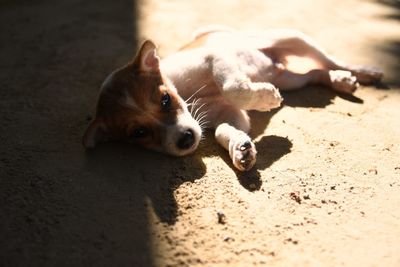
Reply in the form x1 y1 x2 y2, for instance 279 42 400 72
82 118 109 148
134 40 160 73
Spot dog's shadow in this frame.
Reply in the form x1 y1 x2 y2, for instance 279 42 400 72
281 85 364 108
248 86 363 140
203 132 293 192
84 142 206 225
204 86 365 191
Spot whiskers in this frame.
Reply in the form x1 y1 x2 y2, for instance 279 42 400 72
189 98 210 131
184 84 210 129
184 84 210 142
184 84 206 104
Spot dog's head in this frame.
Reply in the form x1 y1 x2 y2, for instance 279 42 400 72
83 40 202 156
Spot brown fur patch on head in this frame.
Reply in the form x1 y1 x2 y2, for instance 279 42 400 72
93 64 186 150
83 40 189 150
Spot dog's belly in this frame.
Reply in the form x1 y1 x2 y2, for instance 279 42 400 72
235 49 279 83
161 47 280 102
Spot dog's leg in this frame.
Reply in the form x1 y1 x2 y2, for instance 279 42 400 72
211 53 283 111
272 69 359 94
215 123 256 171
208 99 256 171
270 32 383 85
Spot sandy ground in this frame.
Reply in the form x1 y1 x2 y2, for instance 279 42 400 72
1 0 399 266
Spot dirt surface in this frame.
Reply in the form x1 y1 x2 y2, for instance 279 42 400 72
1 0 399 266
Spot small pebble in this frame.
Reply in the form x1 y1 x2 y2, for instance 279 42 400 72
217 211 226 224
223 236 234 242
289 192 302 204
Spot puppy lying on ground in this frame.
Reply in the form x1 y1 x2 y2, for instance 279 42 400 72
83 26 383 171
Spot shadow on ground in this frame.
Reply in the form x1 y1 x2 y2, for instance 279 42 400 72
376 0 400 20
0 0 164 266
374 40 400 87
84 143 206 225
374 0 400 86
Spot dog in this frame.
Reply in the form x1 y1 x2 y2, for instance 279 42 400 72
83 26 383 171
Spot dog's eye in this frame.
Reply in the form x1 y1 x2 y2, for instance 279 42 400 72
131 127 149 140
161 92 171 109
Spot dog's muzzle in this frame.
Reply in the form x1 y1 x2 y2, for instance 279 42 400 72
177 129 195 150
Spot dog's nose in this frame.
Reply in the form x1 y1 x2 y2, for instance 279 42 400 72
177 129 195 150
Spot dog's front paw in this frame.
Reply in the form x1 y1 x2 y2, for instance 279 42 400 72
329 70 359 94
250 82 283 111
231 140 257 171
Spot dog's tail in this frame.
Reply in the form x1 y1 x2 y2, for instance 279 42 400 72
191 24 234 40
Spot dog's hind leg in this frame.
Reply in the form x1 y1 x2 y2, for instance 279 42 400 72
269 31 383 85
272 69 359 94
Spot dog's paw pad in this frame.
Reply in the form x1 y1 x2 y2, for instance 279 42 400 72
240 140 252 151
232 140 257 171
329 70 359 94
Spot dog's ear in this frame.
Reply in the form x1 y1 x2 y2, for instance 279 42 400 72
134 40 160 73
82 118 109 148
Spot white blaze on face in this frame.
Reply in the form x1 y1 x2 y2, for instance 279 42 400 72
163 107 202 156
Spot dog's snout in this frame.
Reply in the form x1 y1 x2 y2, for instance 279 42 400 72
177 129 195 150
